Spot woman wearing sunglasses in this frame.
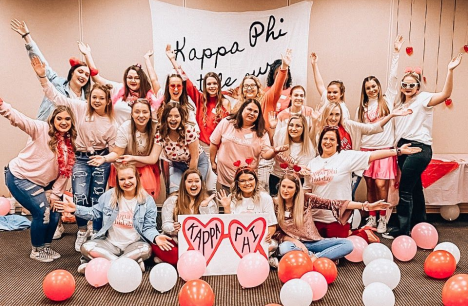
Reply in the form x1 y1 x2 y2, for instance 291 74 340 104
383 53 464 239
355 35 404 233
303 126 421 240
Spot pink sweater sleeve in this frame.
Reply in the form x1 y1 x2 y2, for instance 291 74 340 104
304 193 352 225
0 102 42 139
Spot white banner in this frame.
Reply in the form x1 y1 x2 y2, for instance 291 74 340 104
150 0 313 90
178 213 268 276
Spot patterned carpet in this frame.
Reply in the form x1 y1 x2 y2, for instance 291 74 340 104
0 214 466 306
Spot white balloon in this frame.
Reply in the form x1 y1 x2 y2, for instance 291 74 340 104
362 258 401 290
440 205 460 221
363 243 393 266
352 209 362 229
362 282 395 306
149 263 178 293
434 242 461 264
280 279 313 306
107 257 142 293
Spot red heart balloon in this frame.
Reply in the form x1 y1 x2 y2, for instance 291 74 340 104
406 46 414 56
464 45 468 53
445 99 453 106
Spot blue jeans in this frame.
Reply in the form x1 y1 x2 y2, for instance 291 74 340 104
278 238 353 260
169 151 209 193
390 139 432 236
5 167 60 247
72 152 110 231
351 173 362 201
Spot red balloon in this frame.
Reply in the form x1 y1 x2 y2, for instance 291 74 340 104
43 270 75 302
424 250 456 279
312 258 338 284
278 251 313 283
178 279 215 306
442 274 468 306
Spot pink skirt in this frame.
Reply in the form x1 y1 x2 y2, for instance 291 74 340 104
361 147 397 180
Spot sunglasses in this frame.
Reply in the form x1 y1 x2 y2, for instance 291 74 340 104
170 84 183 90
324 125 339 130
401 82 419 89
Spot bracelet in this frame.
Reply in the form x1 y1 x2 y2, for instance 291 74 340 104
396 147 402 156
103 156 107 163
21 32 30 39
38 75 46 78
361 202 364 211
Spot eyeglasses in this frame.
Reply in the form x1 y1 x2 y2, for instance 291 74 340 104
243 84 257 90
323 125 339 130
238 177 255 185
170 84 183 90
401 82 419 89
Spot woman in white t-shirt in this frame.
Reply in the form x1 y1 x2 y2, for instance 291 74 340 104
55 163 173 274
269 115 316 195
156 169 218 265
218 167 278 256
303 126 421 239
356 35 403 233
89 99 161 199
383 53 464 239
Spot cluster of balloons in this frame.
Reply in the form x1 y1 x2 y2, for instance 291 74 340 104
276 251 337 305
0 197 11 216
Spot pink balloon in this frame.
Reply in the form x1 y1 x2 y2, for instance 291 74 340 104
301 271 328 301
345 236 368 263
411 222 438 249
177 250 206 281
85 258 111 288
237 253 270 288
391 235 417 262
0 197 10 216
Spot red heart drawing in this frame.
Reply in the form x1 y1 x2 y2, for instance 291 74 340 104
228 218 267 259
182 217 225 265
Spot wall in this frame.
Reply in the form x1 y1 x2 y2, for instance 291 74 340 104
0 0 467 199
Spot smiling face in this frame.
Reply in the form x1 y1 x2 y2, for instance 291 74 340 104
126 69 141 92
280 178 297 202
90 88 109 114
365 80 380 100
326 106 341 126
53 110 72 133
288 117 304 142
205 76 219 97
167 107 181 130
291 88 305 108
242 78 259 99
70 66 90 89
117 168 137 196
185 173 202 198
321 130 339 157
241 102 260 126
132 102 151 128
238 173 256 197
327 84 343 102
168 77 183 101
400 75 420 99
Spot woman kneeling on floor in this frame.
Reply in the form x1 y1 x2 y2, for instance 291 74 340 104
55 163 173 274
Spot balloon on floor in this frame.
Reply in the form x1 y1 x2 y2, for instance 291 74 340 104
43 269 75 302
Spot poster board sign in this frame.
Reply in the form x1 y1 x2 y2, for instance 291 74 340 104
178 213 268 276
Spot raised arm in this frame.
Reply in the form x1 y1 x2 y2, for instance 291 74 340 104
0 99 41 137
310 52 326 97
263 49 291 111
143 50 161 93
166 44 180 70
427 53 463 107
10 19 32 44
77 41 110 85
384 35 403 101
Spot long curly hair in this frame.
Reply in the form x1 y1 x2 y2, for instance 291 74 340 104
123 64 152 100
357 76 390 123
47 105 77 152
158 101 189 141
129 99 157 156
201 72 226 126
266 59 292 88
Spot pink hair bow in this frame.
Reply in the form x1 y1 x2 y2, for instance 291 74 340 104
404 67 422 74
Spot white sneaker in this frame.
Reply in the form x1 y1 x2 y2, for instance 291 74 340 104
376 215 387 234
75 231 89 252
44 246 61 259
138 259 146 272
53 224 65 240
30 248 54 263
362 215 377 228
77 263 88 275
268 257 279 269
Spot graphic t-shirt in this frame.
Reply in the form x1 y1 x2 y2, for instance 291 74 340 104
107 197 140 250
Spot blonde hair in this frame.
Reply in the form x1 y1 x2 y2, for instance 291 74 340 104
109 163 148 208
276 174 304 228
282 115 313 157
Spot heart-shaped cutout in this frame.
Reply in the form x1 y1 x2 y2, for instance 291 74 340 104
406 46 414 56
228 218 267 259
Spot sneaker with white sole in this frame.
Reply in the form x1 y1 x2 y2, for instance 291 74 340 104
362 215 377 228
53 224 65 240
44 247 61 259
30 248 54 263
268 257 279 269
138 259 146 272
75 231 89 252
77 263 88 275
376 215 387 234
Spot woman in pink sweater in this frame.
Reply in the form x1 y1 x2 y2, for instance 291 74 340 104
2 98 77 263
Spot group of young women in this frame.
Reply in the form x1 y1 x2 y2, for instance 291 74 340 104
4 19 464 274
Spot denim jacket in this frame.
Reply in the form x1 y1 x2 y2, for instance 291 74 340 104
25 40 86 121
75 189 160 244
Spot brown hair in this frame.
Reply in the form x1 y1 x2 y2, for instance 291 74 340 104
123 65 152 100
87 83 114 121
357 76 390 123
201 72 226 126
158 102 189 141
231 167 261 202
327 80 346 101
173 169 210 217
226 99 265 138
47 105 77 152
317 126 342 156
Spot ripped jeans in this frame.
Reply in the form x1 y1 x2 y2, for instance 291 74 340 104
72 151 110 231
5 167 59 247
